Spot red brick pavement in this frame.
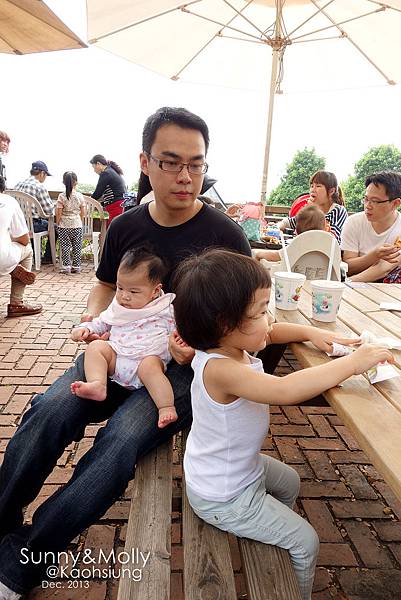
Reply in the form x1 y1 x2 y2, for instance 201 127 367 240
1 263 401 599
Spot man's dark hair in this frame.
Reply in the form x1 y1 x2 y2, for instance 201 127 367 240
0 175 5 193
119 247 168 284
138 107 210 202
172 249 271 351
365 171 401 200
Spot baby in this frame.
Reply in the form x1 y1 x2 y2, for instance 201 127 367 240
71 247 177 428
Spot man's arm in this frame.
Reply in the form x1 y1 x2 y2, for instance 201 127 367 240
85 280 116 319
343 246 400 276
37 187 54 216
12 233 30 246
350 258 400 282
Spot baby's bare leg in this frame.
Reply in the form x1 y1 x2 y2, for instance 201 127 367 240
71 340 116 401
137 356 177 428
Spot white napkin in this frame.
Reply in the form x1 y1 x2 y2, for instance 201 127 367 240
326 330 400 384
379 302 401 311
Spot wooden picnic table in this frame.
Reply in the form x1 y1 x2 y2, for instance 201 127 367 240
273 282 401 502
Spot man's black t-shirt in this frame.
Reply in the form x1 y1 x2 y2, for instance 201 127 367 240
96 203 252 291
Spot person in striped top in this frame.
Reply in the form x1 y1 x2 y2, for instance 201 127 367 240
280 171 348 243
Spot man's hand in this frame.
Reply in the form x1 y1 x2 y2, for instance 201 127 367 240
79 314 109 344
169 330 195 365
308 329 361 354
372 244 400 264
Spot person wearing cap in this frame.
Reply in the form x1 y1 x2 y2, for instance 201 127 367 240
15 161 55 263
0 130 11 184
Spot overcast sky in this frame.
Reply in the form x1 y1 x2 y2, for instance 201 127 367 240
2 0 401 203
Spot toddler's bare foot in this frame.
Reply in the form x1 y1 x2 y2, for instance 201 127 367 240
71 380 107 401
158 406 178 428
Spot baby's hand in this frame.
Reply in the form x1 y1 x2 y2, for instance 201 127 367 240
71 327 90 342
350 343 394 375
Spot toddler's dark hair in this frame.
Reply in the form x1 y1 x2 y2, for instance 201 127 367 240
119 247 167 284
172 249 271 350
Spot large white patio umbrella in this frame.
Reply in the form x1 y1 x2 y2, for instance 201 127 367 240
87 0 401 200
0 0 86 54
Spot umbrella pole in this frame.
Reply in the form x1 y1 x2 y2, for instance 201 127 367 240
260 48 279 203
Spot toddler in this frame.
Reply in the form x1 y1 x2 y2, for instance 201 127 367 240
71 248 177 428
254 204 326 263
172 248 392 600
56 171 85 274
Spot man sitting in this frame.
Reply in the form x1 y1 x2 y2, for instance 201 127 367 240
15 161 54 263
341 171 401 282
0 176 42 317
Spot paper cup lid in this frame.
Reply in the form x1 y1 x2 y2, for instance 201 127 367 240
275 272 306 281
311 280 345 290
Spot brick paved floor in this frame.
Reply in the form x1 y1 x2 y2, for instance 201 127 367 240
1 263 401 599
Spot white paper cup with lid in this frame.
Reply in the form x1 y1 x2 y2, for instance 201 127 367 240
274 272 306 311
311 280 345 322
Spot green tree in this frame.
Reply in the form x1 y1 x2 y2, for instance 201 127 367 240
269 148 325 206
342 144 401 212
76 183 95 194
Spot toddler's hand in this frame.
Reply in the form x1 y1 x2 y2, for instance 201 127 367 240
350 343 394 375
71 327 90 342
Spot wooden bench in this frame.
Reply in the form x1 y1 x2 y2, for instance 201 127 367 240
117 432 302 600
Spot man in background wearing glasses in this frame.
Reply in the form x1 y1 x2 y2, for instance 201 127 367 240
341 171 401 282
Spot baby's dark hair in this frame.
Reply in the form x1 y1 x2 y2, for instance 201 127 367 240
119 247 167 284
172 249 271 350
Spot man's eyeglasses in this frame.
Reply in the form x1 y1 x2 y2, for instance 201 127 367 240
147 153 208 175
362 197 396 206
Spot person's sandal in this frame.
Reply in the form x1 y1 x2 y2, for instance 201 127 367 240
10 265 36 285
7 303 43 317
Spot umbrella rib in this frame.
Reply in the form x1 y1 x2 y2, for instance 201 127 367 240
222 0 272 41
292 34 344 44
173 2 269 79
291 7 386 42
88 0 203 42
287 0 336 38
308 0 396 85
367 0 401 14
183 7 266 43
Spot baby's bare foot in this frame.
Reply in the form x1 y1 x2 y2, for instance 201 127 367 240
158 406 178 428
71 380 107 401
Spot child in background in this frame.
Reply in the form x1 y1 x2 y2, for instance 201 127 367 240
172 248 393 600
254 204 326 263
56 171 85 274
237 201 265 241
70 248 178 428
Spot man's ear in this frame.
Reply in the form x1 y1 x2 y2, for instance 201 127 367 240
140 152 149 176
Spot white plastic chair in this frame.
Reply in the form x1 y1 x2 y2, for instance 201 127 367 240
259 230 342 281
6 189 57 270
81 195 108 269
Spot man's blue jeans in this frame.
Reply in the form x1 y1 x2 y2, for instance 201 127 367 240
0 354 193 593
0 344 285 594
